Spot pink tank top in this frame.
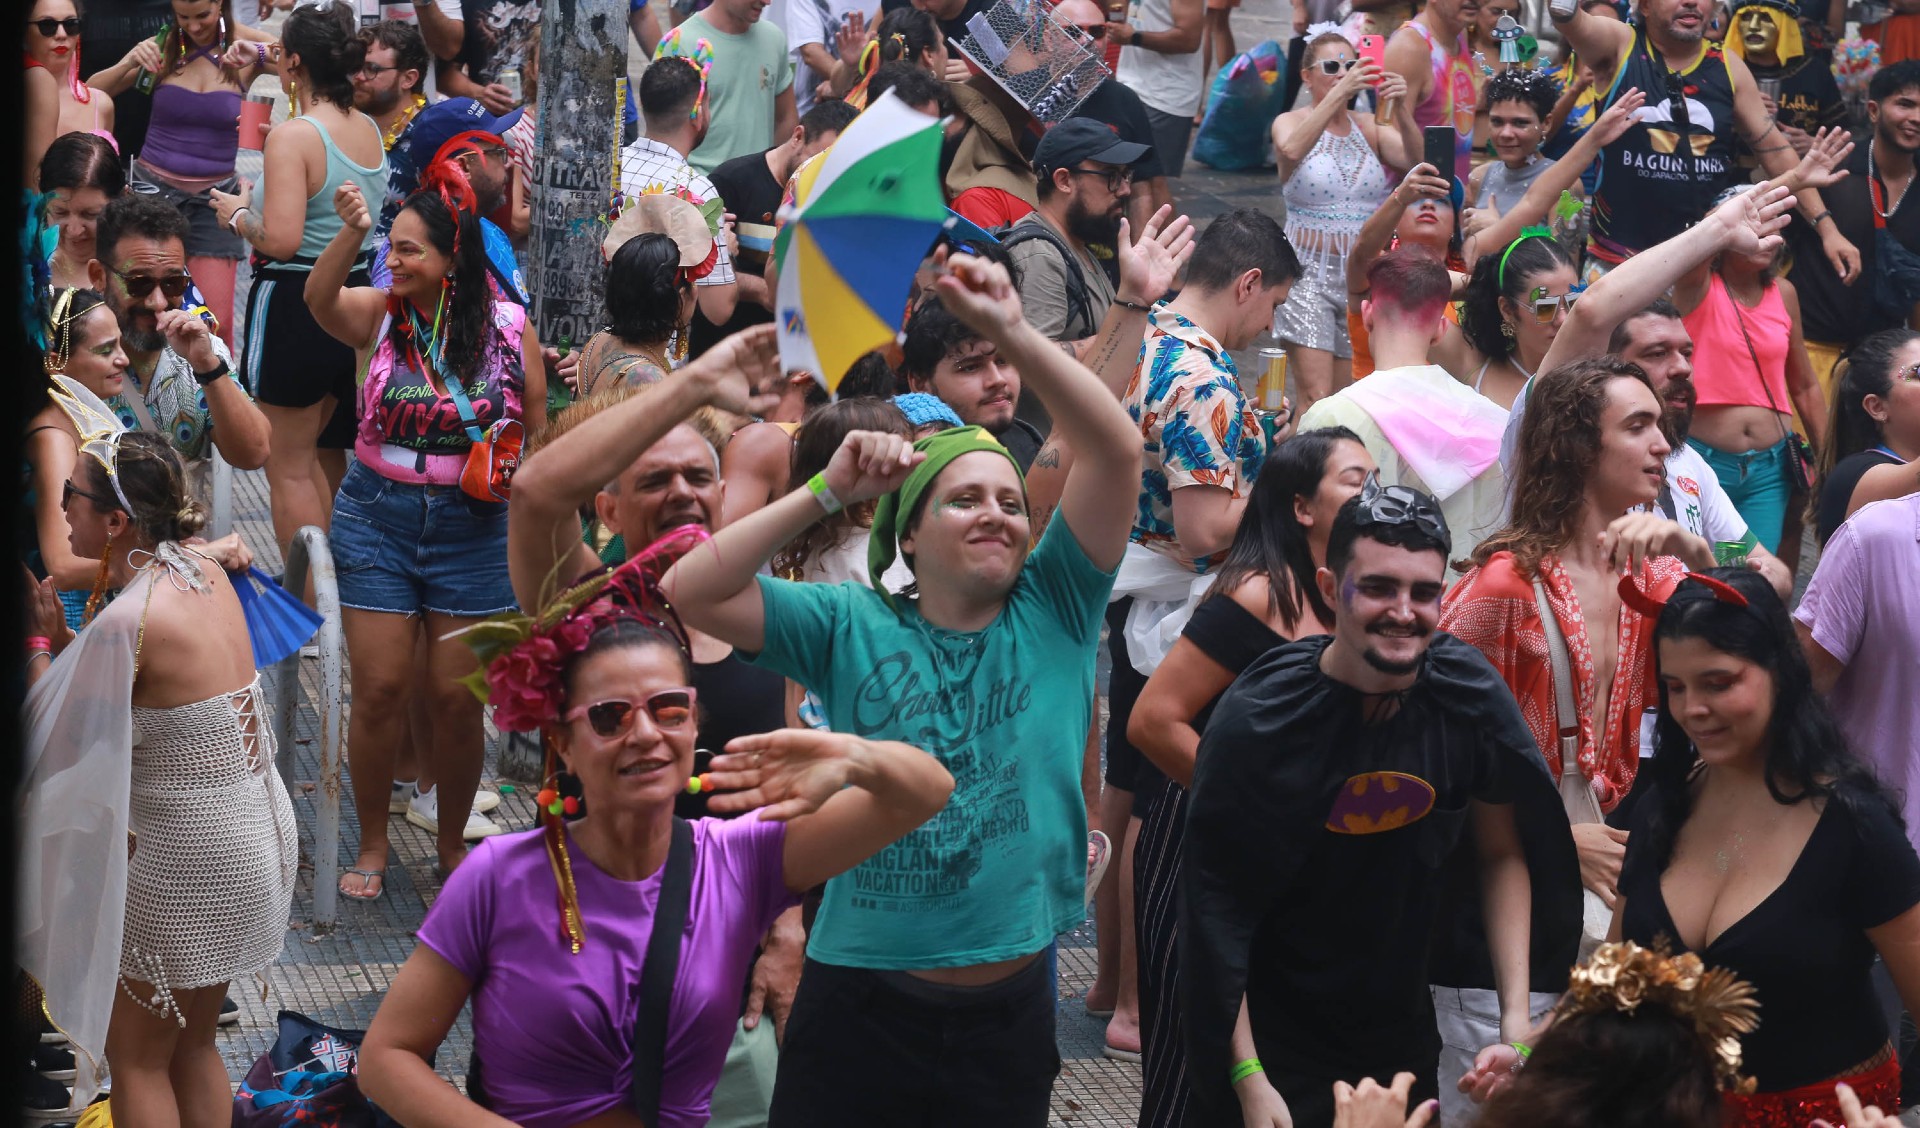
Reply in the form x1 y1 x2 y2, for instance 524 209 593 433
356 300 527 485
1682 274 1793 412
1403 20 1476 180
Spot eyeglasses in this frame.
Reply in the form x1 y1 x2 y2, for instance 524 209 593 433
1528 284 1586 323
62 479 117 512
357 61 399 77
1353 473 1452 553
29 17 82 36
1068 166 1134 193
1316 58 1359 74
565 687 698 738
105 266 193 300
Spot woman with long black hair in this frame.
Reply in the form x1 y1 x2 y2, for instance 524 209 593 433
304 167 543 896
1815 328 1920 544
1124 427 1374 1128
1601 567 1920 1127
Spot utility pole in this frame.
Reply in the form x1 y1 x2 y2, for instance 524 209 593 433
530 0 628 350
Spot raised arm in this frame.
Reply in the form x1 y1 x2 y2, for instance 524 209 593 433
1464 87 1646 265
935 255 1143 569
303 183 389 350
1347 163 1451 296
1541 183 1793 369
155 309 271 470
1545 0 1634 88
1728 54 1860 284
1274 63 1373 179
511 325 783 610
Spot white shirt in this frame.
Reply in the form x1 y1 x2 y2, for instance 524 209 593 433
615 136 737 287
786 0 867 113
1115 0 1206 117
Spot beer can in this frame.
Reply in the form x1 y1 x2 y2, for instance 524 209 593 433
1257 347 1288 412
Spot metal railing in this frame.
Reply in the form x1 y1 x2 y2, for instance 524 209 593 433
208 451 233 540
269 524 345 934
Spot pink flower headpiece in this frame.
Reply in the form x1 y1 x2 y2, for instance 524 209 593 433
455 525 706 732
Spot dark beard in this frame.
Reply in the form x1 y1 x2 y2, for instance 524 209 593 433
1361 644 1425 676
358 86 402 115
123 317 166 354
1066 206 1120 248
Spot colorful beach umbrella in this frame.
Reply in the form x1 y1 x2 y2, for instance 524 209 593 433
775 90 949 392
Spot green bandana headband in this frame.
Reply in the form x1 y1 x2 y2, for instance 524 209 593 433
867 425 1026 609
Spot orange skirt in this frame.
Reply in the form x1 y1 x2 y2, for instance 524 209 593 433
1722 1049 1899 1128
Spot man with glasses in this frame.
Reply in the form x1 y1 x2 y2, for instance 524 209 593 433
1300 248 1510 570
1007 119 1148 376
382 97 530 305
1180 480 1568 1128
88 193 270 490
354 20 431 245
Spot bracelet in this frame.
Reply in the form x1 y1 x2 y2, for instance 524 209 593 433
1511 1041 1532 1061
1811 209 1834 228
227 206 250 235
1228 1058 1264 1085
26 636 51 653
28 650 52 665
255 42 268 68
193 358 232 387
806 472 845 516
1115 298 1152 313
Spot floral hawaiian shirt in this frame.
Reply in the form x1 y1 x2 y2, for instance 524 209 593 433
1120 303 1266 574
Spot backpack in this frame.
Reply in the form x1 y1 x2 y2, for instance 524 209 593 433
994 220 1096 338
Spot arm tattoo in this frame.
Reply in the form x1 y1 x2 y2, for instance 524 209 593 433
1034 442 1062 469
238 208 268 247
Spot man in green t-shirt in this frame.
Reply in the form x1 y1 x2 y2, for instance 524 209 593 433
662 244 1167 1124
667 0 797 174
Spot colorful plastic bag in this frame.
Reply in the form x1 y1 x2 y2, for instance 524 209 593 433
1192 40 1290 172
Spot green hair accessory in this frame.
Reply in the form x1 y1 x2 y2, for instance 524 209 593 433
1497 226 1557 290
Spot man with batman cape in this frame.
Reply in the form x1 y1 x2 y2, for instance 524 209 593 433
1178 480 1582 1127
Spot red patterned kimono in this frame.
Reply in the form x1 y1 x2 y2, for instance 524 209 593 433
1439 551 1685 811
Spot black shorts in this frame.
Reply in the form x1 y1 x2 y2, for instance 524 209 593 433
242 260 366 411
1104 598 1150 798
768 957 1057 1127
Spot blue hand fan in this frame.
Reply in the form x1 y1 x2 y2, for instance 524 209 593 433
231 566 325 668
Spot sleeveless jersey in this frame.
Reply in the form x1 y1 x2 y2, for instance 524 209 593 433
1589 29 1739 261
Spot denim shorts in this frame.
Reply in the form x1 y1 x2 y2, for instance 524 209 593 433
127 158 246 260
329 460 517 617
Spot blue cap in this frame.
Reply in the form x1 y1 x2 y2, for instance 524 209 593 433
389 97 524 202
893 393 964 431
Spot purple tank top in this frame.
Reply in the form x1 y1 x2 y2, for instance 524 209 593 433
141 85 242 179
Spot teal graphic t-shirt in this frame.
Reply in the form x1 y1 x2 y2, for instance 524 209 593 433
748 517 1115 969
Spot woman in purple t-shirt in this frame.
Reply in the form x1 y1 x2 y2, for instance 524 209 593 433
357 538 954 1128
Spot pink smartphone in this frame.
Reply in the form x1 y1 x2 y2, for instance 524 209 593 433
1356 34 1386 79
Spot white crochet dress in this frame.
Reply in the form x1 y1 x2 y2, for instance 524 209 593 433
120 676 297 1022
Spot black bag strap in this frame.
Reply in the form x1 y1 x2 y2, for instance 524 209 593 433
631 816 695 1124
998 222 1096 334
1646 31 1707 228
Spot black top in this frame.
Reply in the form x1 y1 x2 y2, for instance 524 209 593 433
1817 449 1904 545
997 416 1047 471
880 0 992 50
1745 55 1845 143
1620 783 1920 1091
676 648 787 819
1592 32 1738 254
1071 79 1167 183
690 149 783 357
1131 592 1288 799
1785 142 1920 345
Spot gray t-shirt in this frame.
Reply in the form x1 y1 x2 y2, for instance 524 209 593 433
1006 213 1116 343
1475 154 1557 212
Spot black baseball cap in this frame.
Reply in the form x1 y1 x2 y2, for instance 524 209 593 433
1032 117 1152 178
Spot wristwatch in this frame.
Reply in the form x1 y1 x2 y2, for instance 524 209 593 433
1131 28 1144 46
192 358 231 387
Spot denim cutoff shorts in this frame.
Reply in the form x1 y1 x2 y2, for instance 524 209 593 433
329 460 518 617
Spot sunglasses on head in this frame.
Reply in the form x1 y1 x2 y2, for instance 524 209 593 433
1354 473 1453 553
62 479 117 512
565 687 698 738
29 17 82 36
1528 284 1586 323
106 265 193 300
1316 58 1359 74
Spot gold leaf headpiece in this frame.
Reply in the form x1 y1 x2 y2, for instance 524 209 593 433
49 374 134 515
44 287 108 374
1556 939 1761 1094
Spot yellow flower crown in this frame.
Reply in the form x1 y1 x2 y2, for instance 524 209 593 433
1555 939 1761 1094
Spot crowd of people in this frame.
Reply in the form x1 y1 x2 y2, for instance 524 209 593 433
17 0 1920 1125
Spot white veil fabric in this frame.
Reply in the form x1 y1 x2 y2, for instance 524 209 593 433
19 565 149 1104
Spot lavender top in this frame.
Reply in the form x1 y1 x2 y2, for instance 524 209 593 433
417 817 797 1127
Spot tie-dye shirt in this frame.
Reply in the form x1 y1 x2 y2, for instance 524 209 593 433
1120 304 1267 574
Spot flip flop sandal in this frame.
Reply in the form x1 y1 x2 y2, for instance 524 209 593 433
339 868 385 901
1085 1003 1117 1019
1103 1042 1143 1064
1085 830 1113 916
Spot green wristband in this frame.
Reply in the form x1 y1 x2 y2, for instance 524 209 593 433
806 472 844 516
1511 1041 1532 1060
1229 1057 1264 1085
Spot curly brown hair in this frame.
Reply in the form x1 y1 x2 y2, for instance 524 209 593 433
1469 356 1662 576
772 397 913 579
1476 1007 1723 1128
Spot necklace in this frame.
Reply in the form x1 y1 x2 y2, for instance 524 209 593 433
383 94 427 151
1870 137 1913 220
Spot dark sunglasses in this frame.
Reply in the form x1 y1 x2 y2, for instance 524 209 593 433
1354 473 1452 554
1316 58 1359 74
62 479 117 512
565 687 698 738
105 265 193 300
29 17 82 36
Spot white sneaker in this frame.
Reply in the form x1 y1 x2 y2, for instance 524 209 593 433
392 780 499 815
406 786 502 840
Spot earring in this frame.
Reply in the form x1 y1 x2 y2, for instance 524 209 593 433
85 533 112 625
1501 321 1516 341
286 72 299 110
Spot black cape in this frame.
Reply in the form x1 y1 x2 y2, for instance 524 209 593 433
1178 634 1582 1124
